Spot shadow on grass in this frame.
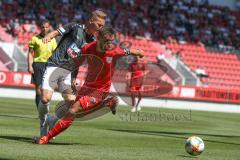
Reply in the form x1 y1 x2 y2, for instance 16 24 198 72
0 135 92 146
0 114 37 120
0 158 16 160
0 135 33 143
176 155 199 159
106 129 240 146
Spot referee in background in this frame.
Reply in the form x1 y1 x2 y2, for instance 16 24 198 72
28 19 57 108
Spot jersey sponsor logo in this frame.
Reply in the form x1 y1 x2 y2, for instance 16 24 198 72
67 43 81 58
106 57 112 64
90 97 96 104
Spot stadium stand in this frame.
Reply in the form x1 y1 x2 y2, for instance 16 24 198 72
0 47 13 71
1 0 240 50
0 25 13 42
0 0 240 89
166 42 240 89
0 61 9 71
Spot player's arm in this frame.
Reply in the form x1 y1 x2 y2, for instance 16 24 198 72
28 37 36 73
120 47 144 58
42 30 59 43
71 44 88 89
126 72 132 88
126 62 133 87
71 68 79 91
129 48 144 58
43 22 78 43
28 48 35 73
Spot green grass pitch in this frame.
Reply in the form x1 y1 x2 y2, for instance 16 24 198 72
0 97 240 160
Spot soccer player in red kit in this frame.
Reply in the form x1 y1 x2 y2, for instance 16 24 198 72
128 57 145 112
35 26 144 144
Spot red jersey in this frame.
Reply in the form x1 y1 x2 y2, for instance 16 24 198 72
77 41 126 93
130 62 145 78
130 62 145 88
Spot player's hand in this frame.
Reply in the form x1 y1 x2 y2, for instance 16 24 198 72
28 66 34 74
130 49 144 58
42 35 52 44
125 73 131 80
137 49 144 58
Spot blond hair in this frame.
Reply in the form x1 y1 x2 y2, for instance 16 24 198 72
91 10 107 20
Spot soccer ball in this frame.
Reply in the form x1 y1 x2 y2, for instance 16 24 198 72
185 136 204 156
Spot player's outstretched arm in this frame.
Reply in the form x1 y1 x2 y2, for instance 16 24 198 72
42 30 60 44
43 22 79 43
129 49 144 58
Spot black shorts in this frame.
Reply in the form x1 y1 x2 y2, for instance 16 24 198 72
31 62 46 86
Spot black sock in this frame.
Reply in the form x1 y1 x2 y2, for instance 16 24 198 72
35 95 41 108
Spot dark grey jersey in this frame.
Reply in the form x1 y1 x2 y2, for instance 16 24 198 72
47 23 95 71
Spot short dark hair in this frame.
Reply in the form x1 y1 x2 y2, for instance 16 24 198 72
37 19 50 27
98 26 116 40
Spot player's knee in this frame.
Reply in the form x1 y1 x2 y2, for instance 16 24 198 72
40 90 53 104
36 87 41 96
69 101 82 113
63 94 76 102
41 96 51 104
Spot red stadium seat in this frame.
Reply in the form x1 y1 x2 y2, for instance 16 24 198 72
167 43 240 89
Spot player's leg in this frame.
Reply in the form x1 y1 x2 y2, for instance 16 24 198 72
131 93 136 107
62 89 76 103
136 91 142 111
36 94 119 144
59 70 76 117
59 68 76 103
38 89 53 136
45 89 76 131
55 93 119 121
46 69 76 131
38 66 58 136
36 99 83 144
102 93 119 115
32 62 46 108
130 87 137 112
35 86 41 108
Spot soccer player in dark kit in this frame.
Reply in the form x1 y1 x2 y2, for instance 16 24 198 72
37 10 107 137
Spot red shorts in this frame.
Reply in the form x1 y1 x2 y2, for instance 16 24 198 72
130 86 142 92
76 95 102 111
130 77 143 87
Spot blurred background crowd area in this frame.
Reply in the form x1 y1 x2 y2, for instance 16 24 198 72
1 0 240 50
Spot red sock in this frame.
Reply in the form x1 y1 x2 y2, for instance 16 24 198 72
47 112 76 140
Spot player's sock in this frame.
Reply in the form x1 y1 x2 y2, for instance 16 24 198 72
136 97 142 111
131 107 137 112
35 95 41 109
38 101 50 136
46 111 76 140
103 95 118 115
47 115 59 130
131 95 136 107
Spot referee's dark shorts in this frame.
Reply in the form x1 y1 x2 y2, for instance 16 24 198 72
31 62 46 86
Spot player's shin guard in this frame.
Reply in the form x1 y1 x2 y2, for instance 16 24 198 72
38 101 50 136
47 115 59 130
46 111 76 140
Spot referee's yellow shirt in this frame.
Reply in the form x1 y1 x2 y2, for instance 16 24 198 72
28 35 57 62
